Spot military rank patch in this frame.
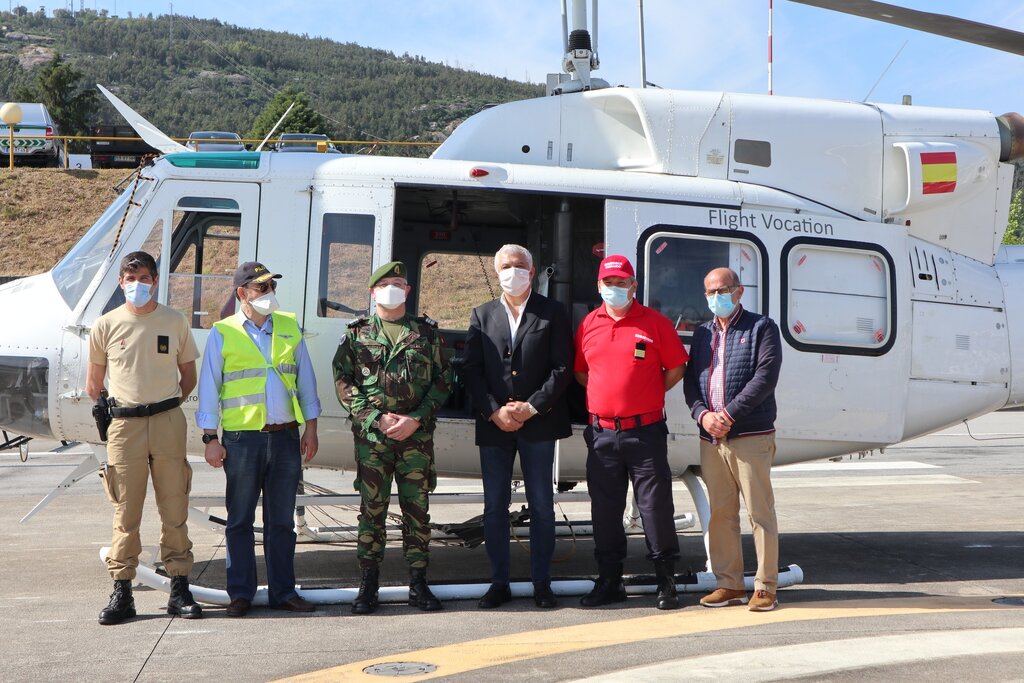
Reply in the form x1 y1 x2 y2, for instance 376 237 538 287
157 335 170 354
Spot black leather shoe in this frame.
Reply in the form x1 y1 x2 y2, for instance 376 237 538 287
533 583 557 609
167 576 203 619
580 576 627 607
98 579 136 625
226 598 251 618
271 596 316 613
352 567 380 615
409 567 442 612
654 560 680 610
478 583 513 609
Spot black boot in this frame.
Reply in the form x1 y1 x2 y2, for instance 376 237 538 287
408 567 442 612
352 567 380 615
98 579 136 625
654 560 680 610
167 576 203 619
580 564 627 607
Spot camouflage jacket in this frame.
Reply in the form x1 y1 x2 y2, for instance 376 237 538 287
332 314 452 440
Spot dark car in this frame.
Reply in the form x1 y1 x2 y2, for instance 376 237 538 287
274 133 340 153
89 125 160 168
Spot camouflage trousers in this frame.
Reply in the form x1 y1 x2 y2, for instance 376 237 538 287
353 431 438 569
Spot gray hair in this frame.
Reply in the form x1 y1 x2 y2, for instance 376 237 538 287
494 244 533 272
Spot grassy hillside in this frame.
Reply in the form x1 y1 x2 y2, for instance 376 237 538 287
0 168 127 277
0 11 543 144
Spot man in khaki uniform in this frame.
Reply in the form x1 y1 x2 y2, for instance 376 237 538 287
86 251 202 625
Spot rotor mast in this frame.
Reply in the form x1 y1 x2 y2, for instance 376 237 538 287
548 0 609 95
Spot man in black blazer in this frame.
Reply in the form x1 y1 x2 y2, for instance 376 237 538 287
463 244 574 609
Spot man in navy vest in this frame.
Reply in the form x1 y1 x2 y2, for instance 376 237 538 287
683 267 783 612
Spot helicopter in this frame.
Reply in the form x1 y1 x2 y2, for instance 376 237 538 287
2 0 1024 601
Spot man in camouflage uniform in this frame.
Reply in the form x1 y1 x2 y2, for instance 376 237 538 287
332 261 452 615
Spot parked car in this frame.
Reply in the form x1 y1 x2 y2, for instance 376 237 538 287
185 131 246 152
89 124 160 168
0 103 63 167
274 132 340 153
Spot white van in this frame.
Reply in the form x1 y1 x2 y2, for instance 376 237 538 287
0 103 63 167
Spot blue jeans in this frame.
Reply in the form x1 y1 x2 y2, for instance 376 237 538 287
479 437 556 585
222 428 302 605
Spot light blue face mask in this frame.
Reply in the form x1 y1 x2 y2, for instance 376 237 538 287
600 284 631 309
124 281 153 307
706 292 736 318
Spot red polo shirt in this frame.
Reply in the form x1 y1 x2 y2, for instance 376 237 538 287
574 301 688 417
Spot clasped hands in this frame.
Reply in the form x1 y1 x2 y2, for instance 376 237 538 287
378 413 421 441
700 410 733 438
490 401 534 432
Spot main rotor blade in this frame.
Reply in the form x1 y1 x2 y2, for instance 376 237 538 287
790 0 1024 57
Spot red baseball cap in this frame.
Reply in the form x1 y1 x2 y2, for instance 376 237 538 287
597 255 635 279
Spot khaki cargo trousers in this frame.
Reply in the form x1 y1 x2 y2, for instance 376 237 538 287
100 407 194 580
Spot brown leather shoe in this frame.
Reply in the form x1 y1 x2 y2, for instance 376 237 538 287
271 595 315 613
699 588 748 608
748 589 778 612
225 598 250 618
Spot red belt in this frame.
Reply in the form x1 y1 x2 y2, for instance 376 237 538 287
261 421 299 433
590 410 664 431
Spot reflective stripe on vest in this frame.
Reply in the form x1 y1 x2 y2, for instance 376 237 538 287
213 311 305 431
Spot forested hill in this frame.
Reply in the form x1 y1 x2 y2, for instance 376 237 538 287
0 10 544 142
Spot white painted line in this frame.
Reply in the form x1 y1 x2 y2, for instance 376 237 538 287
574 628 1024 682
775 461 939 473
771 474 975 489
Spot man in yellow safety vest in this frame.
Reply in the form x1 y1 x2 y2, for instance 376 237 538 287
197 262 321 617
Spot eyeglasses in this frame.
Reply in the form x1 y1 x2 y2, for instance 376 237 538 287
246 281 276 294
704 286 738 296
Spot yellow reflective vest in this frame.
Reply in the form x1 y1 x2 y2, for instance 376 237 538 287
214 311 305 431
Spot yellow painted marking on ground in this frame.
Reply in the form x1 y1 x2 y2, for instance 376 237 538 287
278 596 1013 682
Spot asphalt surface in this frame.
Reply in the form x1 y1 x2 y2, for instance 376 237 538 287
1 412 1022 682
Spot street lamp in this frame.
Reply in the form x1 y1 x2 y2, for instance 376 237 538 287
1 102 23 170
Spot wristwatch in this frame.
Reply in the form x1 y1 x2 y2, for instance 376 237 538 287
202 433 218 444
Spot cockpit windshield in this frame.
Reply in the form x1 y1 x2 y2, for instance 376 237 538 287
52 190 132 309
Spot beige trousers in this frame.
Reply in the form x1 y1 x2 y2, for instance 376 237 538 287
101 407 194 580
700 433 778 592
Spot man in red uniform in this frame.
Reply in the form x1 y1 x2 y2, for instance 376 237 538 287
574 255 688 610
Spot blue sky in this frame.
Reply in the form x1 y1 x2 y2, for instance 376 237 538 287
35 1 1024 116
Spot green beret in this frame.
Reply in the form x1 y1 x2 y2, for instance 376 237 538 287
368 261 407 288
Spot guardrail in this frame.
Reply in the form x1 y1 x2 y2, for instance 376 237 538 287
1 134 442 169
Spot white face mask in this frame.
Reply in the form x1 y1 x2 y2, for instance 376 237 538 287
498 267 531 297
249 292 280 316
375 284 407 309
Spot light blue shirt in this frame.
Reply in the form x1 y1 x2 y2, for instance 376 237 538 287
196 310 322 430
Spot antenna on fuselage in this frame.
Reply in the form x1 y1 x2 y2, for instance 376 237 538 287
548 0 609 95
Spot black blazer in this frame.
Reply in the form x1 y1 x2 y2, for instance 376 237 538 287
462 292 574 447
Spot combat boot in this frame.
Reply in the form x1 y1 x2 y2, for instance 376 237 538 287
98 579 136 625
167 576 203 619
654 559 680 610
580 563 627 607
408 567 442 611
352 566 380 615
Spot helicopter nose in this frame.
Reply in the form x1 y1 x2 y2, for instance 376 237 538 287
0 274 70 440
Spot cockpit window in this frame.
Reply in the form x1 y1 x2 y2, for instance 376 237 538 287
52 190 132 309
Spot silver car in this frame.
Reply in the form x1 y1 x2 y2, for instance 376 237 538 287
185 131 246 152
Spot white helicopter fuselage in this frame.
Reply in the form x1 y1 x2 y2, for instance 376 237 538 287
2 87 1023 482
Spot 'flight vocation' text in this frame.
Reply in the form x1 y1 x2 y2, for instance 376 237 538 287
709 209 834 236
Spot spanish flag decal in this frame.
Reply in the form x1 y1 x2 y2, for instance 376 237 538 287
921 151 957 194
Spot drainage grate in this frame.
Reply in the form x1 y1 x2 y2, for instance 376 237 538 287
363 662 438 677
993 597 1024 607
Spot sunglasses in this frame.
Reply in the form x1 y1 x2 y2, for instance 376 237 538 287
246 281 277 294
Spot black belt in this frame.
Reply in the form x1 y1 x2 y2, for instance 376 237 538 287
110 397 180 419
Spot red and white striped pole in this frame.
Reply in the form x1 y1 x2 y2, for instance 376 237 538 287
768 0 773 95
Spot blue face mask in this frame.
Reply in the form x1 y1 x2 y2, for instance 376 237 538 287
600 284 631 309
124 281 153 307
706 292 736 318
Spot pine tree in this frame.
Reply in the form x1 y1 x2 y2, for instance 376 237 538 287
14 55 98 141
247 87 334 142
